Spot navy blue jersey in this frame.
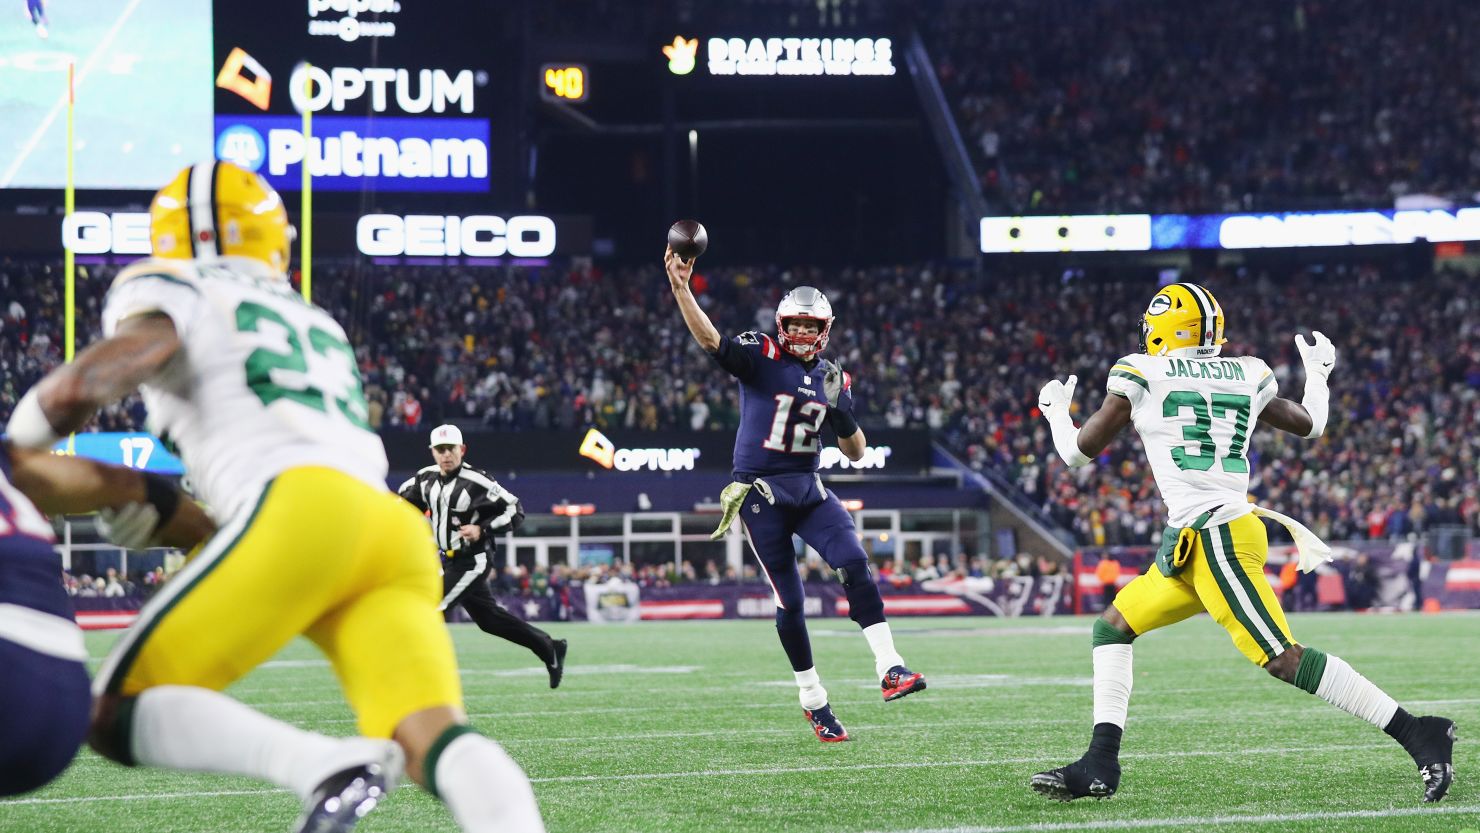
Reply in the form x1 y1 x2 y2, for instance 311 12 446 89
710 332 858 479
0 452 71 620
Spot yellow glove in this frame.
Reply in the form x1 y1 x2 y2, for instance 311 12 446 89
710 482 753 540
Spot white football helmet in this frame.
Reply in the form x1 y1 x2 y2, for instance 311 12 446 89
775 286 834 359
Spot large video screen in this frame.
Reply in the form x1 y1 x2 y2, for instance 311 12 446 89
0 0 214 189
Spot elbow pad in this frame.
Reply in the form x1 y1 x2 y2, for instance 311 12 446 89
1301 375 1330 439
1047 412 1092 467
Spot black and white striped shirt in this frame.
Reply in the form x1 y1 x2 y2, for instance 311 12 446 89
396 463 524 556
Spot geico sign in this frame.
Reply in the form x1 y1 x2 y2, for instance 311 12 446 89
357 214 557 257
61 211 151 255
819 445 892 470
289 66 475 114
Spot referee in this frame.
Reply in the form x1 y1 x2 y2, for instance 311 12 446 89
398 424 569 688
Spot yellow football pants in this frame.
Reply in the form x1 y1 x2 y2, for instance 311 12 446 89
94 466 463 738
1113 512 1295 665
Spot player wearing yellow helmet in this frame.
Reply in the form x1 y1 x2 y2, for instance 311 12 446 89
1028 283 1455 804
7 161 545 833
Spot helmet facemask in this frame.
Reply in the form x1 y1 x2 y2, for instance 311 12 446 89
775 286 835 360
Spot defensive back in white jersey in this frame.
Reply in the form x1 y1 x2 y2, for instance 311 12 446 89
102 255 388 520
1106 353 1279 528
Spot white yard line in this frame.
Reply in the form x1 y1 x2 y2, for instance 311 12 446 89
857 804 1480 833
3 742 1447 809
0 0 146 187
3 788 281 806
525 742 1384 783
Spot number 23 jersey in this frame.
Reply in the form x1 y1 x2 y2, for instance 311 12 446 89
1106 353 1279 529
102 256 388 520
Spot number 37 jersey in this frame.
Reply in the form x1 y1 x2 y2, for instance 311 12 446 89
1105 353 1279 528
102 256 387 520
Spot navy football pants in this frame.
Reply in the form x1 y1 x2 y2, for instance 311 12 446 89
737 473 886 672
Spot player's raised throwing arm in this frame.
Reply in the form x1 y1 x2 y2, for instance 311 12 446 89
665 246 721 352
1038 375 1132 467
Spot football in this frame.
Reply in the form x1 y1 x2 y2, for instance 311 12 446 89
667 219 708 262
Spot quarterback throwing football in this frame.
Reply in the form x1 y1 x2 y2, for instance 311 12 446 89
665 247 926 742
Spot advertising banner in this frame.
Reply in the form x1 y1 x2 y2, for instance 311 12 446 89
381 428 932 475
212 0 506 194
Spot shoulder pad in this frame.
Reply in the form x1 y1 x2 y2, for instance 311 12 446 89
111 259 201 293
733 331 782 360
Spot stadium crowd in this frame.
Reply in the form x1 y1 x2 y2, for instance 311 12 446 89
2 256 1476 548
927 0 1480 214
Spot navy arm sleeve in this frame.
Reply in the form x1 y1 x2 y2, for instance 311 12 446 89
825 364 859 439
827 408 859 439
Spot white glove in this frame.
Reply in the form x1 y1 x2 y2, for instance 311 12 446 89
823 362 845 408
1038 375 1090 467
97 503 162 550
1037 375 1077 420
1295 331 1335 382
1294 331 1335 438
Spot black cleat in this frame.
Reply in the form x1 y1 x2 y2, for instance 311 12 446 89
1405 716 1456 802
294 759 399 833
546 638 568 689
1030 757 1120 802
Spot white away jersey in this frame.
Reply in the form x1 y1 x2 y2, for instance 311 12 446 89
1106 353 1278 528
102 256 388 521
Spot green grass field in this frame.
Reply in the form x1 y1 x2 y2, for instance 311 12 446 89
3 612 1478 833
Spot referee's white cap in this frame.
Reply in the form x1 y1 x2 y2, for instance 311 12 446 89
429 424 464 448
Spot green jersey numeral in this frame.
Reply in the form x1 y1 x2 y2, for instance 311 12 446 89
235 300 371 430
1162 390 1251 473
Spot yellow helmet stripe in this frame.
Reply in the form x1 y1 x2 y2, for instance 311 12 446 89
1181 283 1215 346
187 161 219 259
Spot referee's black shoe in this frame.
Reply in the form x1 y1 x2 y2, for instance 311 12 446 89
546 638 568 689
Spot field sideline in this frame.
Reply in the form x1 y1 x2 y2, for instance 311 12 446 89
2 613 1477 833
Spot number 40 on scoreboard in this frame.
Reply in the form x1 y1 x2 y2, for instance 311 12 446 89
541 64 588 102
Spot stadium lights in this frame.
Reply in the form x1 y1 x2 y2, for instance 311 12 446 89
552 503 596 516
841 499 864 511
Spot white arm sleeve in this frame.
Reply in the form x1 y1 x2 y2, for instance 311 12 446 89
1301 373 1330 439
1047 411 1091 467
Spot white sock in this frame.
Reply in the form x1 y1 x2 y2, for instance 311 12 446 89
1314 654 1399 728
862 622 906 679
433 732 546 833
1091 644 1133 728
794 667 828 710
130 685 399 801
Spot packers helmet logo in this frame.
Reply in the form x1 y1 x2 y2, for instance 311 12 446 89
1147 294 1172 315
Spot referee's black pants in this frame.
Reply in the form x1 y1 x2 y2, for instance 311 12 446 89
440 550 556 664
